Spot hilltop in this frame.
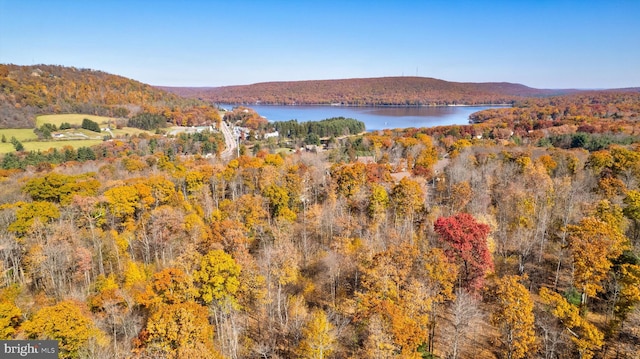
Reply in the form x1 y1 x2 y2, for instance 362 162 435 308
0 64 210 128
159 76 569 106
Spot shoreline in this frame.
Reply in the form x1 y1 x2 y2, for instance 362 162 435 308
218 103 513 109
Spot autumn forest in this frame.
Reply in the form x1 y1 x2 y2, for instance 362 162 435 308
1 64 640 359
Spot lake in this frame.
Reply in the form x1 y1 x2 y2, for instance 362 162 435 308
222 104 508 131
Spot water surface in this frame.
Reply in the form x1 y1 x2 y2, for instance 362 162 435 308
224 104 507 131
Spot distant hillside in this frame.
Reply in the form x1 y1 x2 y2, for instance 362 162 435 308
160 77 565 106
0 64 205 128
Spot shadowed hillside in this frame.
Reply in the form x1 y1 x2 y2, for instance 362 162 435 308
0 64 209 128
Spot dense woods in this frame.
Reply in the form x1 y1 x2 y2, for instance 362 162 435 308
269 117 365 140
127 113 170 131
0 66 639 358
2 88 640 358
469 91 640 126
160 77 562 106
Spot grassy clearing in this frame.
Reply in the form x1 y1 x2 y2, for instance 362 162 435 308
0 128 39 142
0 125 105 154
0 139 104 154
38 114 153 137
111 127 153 137
36 114 117 127
0 127 154 154
25 140 104 152
275 148 295 154
0 143 15 153
0 114 155 155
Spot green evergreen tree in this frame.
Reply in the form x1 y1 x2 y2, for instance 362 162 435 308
9 137 24 151
1 152 22 169
81 118 101 133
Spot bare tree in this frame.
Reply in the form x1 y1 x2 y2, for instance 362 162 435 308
446 289 483 359
535 310 564 359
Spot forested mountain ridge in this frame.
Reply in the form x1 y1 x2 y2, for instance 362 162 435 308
469 90 640 127
0 64 216 128
159 76 569 106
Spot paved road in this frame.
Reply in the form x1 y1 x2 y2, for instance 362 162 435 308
219 120 237 160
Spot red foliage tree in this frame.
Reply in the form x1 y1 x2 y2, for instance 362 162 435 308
434 213 493 292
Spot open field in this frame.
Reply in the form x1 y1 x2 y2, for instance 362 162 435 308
0 128 39 142
0 114 156 154
0 143 16 153
36 114 118 127
0 139 104 154
111 127 152 137
23 139 104 152
38 114 152 137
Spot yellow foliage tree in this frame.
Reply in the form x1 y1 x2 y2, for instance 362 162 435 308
88 274 125 312
123 259 147 289
331 162 367 199
490 275 537 359
367 183 390 222
262 184 296 221
414 144 438 176
22 172 100 205
7 201 60 237
391 177 424 217
104 185 139 220
234 194 268 233
297 309 336 359
567 216 628 305
193 249 241 308
615 263 640 321
22 300 105 359
0 286 22 340
143 302 220 359
623 189 640 242
122 156 147 172
185 169 206 194
539 287 604 359
0 295 21 339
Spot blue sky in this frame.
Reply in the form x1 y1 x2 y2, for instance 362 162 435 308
1 0 638 88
